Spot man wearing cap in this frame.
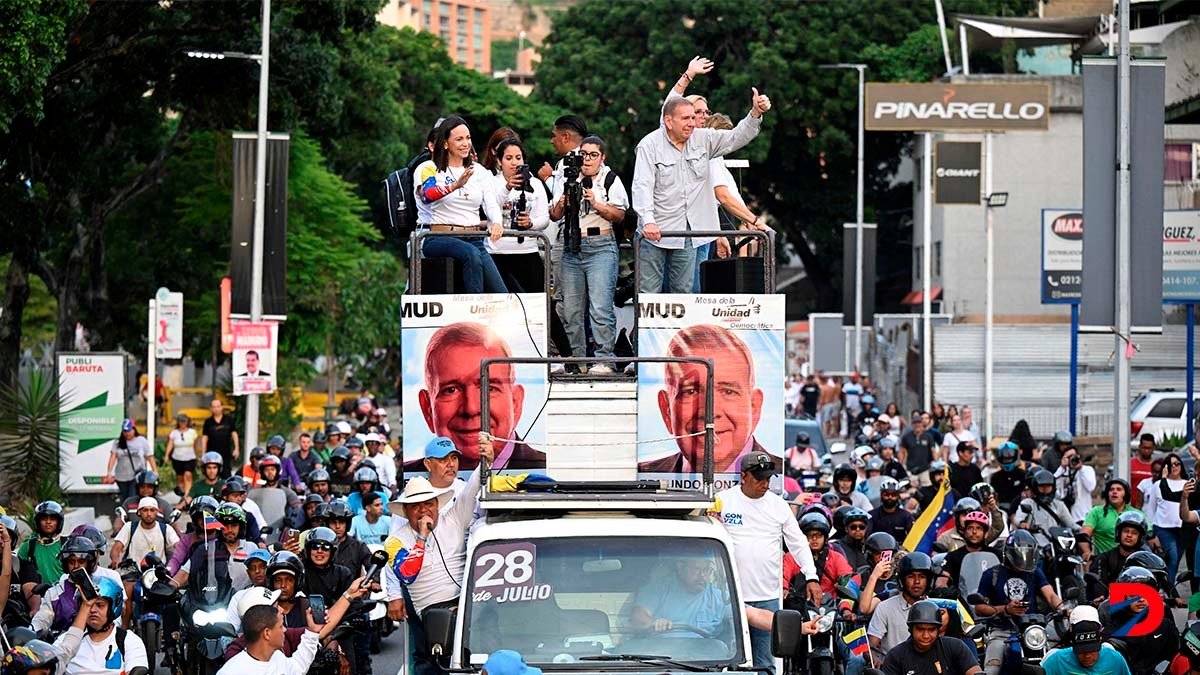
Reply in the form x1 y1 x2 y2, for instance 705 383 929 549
228 549 273 633
880 599 980 675
1042 606 1131 675
415 437 468 515
364 432 397 491
383 435 494 675
410 322 545 472
110 497 179 568
710 451 819 675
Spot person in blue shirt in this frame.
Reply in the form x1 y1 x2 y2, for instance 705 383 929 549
344 467 389 516
971 531 1063 675
629 551 732 641
1042 605 1131 675
350 492 392 545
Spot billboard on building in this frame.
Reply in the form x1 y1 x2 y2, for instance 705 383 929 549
934 142 982 205
400 294 548 478
58 353 126 492
866 83 1051 132
636 294 785 492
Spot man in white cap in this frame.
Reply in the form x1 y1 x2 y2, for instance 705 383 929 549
383 433 493 675
1041 605 1131 675
482 650 541 675
110 496 179 567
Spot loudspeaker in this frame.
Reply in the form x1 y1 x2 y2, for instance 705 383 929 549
700 258 765 293
419 257 463 294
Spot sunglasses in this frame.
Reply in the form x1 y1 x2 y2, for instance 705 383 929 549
847 524 867 531
1169 461 1183 467
309 542 335 552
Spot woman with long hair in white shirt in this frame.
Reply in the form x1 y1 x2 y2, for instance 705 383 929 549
487 137 550 292
415 115 506 293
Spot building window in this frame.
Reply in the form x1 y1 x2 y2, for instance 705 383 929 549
1165 144 1195 183
439 1 449 15
934 241 942 278
474 7 484 24
473 35 482 48
457 46 468 62
422 0 431 15
914 246 922 281
475 49 483 65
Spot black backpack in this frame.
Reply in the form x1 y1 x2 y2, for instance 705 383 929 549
381 149 430 241
601 171 639 243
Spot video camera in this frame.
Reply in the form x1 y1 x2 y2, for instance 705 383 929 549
561 153 585 253
510 164 532 243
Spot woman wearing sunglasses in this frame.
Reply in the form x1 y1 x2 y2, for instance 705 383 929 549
1143 452 1190 585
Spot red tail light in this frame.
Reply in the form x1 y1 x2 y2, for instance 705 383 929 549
1131 421 1143 438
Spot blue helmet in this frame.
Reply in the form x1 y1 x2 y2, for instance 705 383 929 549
95 576 124 623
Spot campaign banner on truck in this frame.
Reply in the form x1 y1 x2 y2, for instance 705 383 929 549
400 294 548 478
58 353 126 492
636 294 785 491
231 320 278 395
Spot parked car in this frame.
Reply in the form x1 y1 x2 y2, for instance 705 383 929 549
1129 388 1200 448
782 418 840 462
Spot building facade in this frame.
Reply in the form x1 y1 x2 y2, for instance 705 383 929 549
377 0 491 73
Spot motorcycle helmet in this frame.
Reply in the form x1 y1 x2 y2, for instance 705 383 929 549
307 468 331 489
32 501 64 537
799 512 832 537
820 491 842 510
898 552 935 585
862 394 876 407
325 500 354 523
4 627 37 648
832 505 854 533
358 458 378 471
70 525 107 555
879 477 901 495
969 482 995 504
865 532 897 556
800 503 833 526
1117 565 1158 592
309 502 331 526
345 436 365 450
1115 511 1148 546
199 451 224 468
312 430 327 445
1052 430 1073 446
906 600 944 627
1003 530 1039 573
353 467 379 487
0 516 18 551
221 476 249 497
189 495 220 522
1 640 59 675
266 434 286 451
1029 468 1056 506
249 446 267 462
325 423 340 438
267 550 306 588
843 507 870 530
258 455 282 478
854 432 870 448
833 463 857 486
995 441 1019 470
1104 478 1132 504
1181 621 1200 670
330 446 352 465
1123 551 1168 590
796 433 811 446
58 536 98 572
866 457 884 474
961 510 992 530
134 470 159 489
952 497 982 532
305 527 339 556
929 459 947 476
95 576 124 624
214 503 246 538
303 493 325 508
851 446 875 469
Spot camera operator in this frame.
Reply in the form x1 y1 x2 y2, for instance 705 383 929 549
487 137 550 293
1055 445 1097 525
549 135 627 375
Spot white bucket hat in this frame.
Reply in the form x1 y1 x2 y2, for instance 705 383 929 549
388 476 453 515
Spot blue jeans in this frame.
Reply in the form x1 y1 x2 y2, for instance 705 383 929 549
1158 525 1183 586
691 242 711 292
638 239 697 294
421 235 507 293
560 235 618 360
746 598 779 675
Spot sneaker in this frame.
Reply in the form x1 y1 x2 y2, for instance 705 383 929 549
589 364 614 375
623 363 636 376
550 363 566 375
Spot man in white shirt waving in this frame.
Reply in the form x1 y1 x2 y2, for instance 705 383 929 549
710 452 820 675
217 604 322 675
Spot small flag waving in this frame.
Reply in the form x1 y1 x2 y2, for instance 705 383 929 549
203 514 223 532
902 468 956 555
842 627 869 656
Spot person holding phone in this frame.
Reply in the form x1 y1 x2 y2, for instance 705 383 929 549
973 531 1064 675
32 537 122 633
415 115 507 293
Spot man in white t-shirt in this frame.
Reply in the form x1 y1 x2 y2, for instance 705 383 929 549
110 498 179 567
710 452 819 675
841 374 864 434
56 576 148 675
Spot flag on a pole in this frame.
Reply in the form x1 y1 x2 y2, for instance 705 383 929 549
902 467 956 554
842 627 869 656
203 514 223 532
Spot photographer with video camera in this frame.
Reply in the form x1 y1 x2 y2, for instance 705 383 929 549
487 137 551 293
549 135 627 375
1054 444 1097 525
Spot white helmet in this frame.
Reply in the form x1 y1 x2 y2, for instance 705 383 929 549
851 445 876 469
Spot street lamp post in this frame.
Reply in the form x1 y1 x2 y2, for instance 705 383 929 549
820 63 868 373
185 0 270 454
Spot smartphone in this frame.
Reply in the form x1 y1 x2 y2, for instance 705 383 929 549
880 550 893 564
309 595 327 624
69 568 99 600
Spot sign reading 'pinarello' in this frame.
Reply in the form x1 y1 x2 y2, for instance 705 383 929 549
866 83 1051 132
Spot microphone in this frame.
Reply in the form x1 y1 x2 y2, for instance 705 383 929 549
360 549 390 589
582 176 593 189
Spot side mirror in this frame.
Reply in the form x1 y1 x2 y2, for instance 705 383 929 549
1020 501 1033 514
128 667 149 675
965 623 987 640
770 609 805 659
423 607 455 657
967 593 987 606
1064 586 1082 601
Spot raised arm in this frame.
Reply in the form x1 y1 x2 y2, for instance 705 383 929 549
703 88 769 159
661 56 713 126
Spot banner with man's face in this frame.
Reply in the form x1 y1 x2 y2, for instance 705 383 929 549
231 320 278 395
401 294 548 479
637 294 785 491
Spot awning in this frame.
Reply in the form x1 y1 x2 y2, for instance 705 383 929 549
901 287 943 305
951 13 1102 50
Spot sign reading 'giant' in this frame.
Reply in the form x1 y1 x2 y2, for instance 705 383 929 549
866 83 1051 132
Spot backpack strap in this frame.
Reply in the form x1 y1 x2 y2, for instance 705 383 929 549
116 626 127 659
603 170 617 192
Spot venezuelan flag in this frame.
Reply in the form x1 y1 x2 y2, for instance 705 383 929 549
842 627 869 656
902 468 956 555
202 514 223 532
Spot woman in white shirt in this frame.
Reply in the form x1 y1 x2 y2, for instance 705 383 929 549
487 137 551 292
940 414 977 456
1143 452 1189 586
165 414 198 496
416 115 506 293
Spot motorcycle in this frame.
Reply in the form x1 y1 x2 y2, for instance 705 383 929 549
123 552 182 673
177 543 238 675
968 592 1061 675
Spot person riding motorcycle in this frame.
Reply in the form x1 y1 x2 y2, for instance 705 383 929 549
54 577 148 675
264 434 304 490
298 494 326 530
267 551 310 628
834 507 872 572
184 452 225 507
219 476 264 543
2 515 40 624
879 599 981 675
345 467 389 516
327 446 356 496
307 469 333 501
833 463 872 511
167 495 220 575
988 442 1028 513
1092 510 1151 589
1099 565 1178 675
912 460 949 511
787 513 852 604
877 438 908 481
935 497 984 553
172 503 258 593
861 457 885 507
255 455 303 527
785 433 820 480
324 501 371 575
17 501 65 584
937 509 995 591
870 478 914 545
32 537 122 633
1013 468 1075 549
973 530 1065 675
866 552 937 660
843 532 899 617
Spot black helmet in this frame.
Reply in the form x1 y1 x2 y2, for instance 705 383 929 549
325 500 354 522
221 476 249 497
345 435 364 449
1115 511 1148 544
325 423 340 437
969 482 995 504
330 446 351 463
1117 565 1157 590
249 446 267 461
1182 621 1200 670
266 434 286 450
1105 478 1132 502
1052 430 1073 446
313 430 327 444
799 512 831 537
1123 551 1168 589
843 507 870 529
796 432 811 446
953 497 981 518
832 505 854 533
307 469 331 487
70 525 107 554
303 493 325 508
1003 530 1039 573
33 501 64 536
58 536 98 572
1029 469 1056 505
906 600 944 627
309 502 331 525
898 551 935 584
305 526 338 555
134 470 159 488
189 495 220 521
267 550 306 587
833 463 856 484
1 639 60 675
358 458 378 471
865 532 897 555
820 492 842 510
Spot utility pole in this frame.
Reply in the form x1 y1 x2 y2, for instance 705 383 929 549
244 0 271 454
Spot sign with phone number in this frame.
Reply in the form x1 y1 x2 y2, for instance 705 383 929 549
1042 209 1200 304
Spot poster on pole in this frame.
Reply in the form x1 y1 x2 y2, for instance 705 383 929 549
636 294 785 491
154 287 184 359
400 294 548 478
58 353 126 492
231 320 278 395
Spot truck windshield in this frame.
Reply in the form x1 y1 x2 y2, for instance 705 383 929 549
463 537 741 666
